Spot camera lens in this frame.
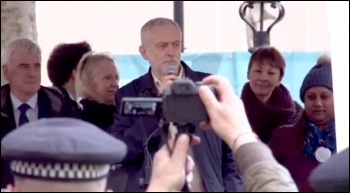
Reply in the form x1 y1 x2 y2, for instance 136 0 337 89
180 85 188 92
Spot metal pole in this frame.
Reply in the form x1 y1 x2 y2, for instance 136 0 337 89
174 1 184 52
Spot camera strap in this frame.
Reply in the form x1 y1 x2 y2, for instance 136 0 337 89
168 122 178 139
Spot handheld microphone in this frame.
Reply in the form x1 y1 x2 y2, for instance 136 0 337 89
167 65 178 75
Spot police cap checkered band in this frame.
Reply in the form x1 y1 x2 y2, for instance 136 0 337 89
10 160 110 181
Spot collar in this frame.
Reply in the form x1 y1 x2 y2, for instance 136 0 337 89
66 89 75 100
137 61 207 96
151 65 185 88
10 92 38 110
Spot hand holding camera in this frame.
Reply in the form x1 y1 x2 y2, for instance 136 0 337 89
198 75 257 151
120 78 216 124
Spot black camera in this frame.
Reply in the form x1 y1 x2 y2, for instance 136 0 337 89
120 78 217 124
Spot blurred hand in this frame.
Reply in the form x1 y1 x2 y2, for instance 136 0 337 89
158 75 178 94
146 134 197 192
198 75 254 148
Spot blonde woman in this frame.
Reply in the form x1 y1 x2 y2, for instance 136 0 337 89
75 52 119 131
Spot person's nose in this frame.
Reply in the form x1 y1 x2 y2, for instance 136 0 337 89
314 97 323 107
258 72 269 81
27 65 38 77
166 44 176 57
111 79 119 89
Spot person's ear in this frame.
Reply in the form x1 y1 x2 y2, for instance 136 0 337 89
72 69 76 80
139 45 149 61
3 64 10 81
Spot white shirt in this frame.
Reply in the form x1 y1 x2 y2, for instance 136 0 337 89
66 89 75 101
10 93 39 127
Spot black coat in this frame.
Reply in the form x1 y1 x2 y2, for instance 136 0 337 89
0 84 79 188
51 86 125 192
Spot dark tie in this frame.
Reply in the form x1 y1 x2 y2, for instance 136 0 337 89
18 103 31 126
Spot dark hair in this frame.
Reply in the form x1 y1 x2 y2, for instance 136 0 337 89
247 46 286 80
47 41 92 86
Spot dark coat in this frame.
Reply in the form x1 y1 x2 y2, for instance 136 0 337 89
50 85 81 117
0 84 78 188
269 112 320 192
109 61 243 192
51 86 116 132
1 84 78 132
51 86 124 191
79 99 115 132
1 112 12 189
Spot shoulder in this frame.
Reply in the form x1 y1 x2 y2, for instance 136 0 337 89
47 85 65 97
1 111 11 137
181 61 211 81
194 71 211 79
1 84 10 101
270 124 296 146
187 69 211 83
294 101 304 116
40 86 79 115
285 101 303 125
274 124 294 135
118 76 144 96
39 86 65 101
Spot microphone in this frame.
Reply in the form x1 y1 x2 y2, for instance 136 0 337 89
167 65 178 75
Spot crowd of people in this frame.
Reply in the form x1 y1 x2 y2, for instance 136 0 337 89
1 17 348 192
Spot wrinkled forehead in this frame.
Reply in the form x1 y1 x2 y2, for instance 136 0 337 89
9 46 41 66
148 25 181 44
92 59 118 75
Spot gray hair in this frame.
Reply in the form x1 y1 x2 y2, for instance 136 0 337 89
1 38 41 66
140 17 182 45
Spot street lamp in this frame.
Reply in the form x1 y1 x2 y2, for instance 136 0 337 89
239 1 285 53
174 1 185 53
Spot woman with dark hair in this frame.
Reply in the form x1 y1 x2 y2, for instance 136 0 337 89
241 46 303 144
269 61 335 192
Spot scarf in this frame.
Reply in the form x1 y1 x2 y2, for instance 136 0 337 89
302 118 337 160
241 83 296 143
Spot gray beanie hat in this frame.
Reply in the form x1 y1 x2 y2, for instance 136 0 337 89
300 63 333 102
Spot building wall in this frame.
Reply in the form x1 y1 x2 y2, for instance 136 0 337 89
36 1 330 85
